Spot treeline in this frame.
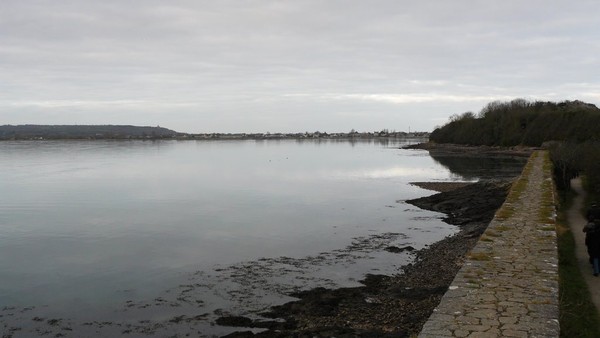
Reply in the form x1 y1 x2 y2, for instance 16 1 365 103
429 99 600 193
548 141 600 193
0 125 178 140
430 99 600 146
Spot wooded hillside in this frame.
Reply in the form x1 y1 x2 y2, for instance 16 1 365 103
429 99 600 194
0 125 178 140
430 99 600 146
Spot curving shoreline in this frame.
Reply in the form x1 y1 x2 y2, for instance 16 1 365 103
220 180 513 337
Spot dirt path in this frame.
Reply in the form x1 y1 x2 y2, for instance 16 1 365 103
569 178 600 308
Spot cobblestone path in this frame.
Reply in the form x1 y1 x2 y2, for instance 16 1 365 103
419 151 559 337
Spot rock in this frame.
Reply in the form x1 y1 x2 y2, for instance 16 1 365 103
221 331 256 338
215 316 254 327
385 245 415 253
406 181 511 227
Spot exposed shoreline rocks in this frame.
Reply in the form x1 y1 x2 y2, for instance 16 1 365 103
410 181 473 193
220 180 513 337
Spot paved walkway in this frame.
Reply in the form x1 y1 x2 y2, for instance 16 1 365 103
569 178 600 308
419 151 560 337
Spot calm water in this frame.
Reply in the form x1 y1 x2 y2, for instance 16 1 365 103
0 139 525 336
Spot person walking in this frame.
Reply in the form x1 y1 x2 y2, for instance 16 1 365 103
584 220 600 276
587 203 600 222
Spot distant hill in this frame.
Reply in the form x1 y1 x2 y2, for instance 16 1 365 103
0 125 179 140
430 99 600 146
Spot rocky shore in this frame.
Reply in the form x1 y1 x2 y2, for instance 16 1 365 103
220 180 513 337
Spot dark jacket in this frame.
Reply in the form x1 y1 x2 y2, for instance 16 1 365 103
586 223 600 258
587 207 600 222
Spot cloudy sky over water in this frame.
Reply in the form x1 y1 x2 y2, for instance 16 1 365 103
1 1 600 133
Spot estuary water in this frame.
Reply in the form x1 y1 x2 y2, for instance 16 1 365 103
0 139 525 336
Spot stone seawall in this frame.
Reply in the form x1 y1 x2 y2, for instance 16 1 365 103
419 151 560 337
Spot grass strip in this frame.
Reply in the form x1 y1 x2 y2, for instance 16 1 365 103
557 189 600 337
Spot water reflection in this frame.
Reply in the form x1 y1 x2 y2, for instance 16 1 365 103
334 166 442 180
428 151 528 181
0 138 517 336
290 137 425 147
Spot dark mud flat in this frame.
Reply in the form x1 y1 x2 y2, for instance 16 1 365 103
220 180 512 337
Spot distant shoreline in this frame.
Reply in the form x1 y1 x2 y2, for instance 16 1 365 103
0 124 430 141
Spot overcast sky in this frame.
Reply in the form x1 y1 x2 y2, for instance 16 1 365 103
1 1 599 133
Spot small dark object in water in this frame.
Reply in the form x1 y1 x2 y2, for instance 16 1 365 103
385 245 415 253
